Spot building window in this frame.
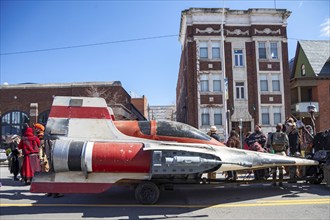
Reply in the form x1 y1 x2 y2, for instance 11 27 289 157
201 113 210 125
212 42 220 59
214 108 222 125
213 80 221 92
272 75 280 91
301 64 306 76
270 42 278 59
261 107 270 125
260 75 268 92
235 82 245 99
38 110 50 125
273 107 281 124
234 49 244 66
200 42 208 59
200 80 209 92
1 111 29 137
258 42 267 59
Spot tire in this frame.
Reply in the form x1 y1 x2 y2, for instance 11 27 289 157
135 181 160 205
306 166 324 184
310 171 324 184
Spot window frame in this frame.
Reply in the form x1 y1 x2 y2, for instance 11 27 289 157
235 82 245 100
261 107 270 125
199 41 208 59
271 74 280 92
258 42 267 59
260 75 269 92
213 79 221 92
270 42 278 59
200 80 209 92
234 49 244 67
273 107 282 124
201 113 210 126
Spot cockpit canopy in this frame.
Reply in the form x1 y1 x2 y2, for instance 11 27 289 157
138 120 212 141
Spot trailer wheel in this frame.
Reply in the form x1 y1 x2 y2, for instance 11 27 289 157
310 171 324 184
306 166 324 184
135 181 160 205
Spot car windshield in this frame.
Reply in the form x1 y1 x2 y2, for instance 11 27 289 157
138 120 211 141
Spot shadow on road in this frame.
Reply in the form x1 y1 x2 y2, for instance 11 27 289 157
1 171 330 219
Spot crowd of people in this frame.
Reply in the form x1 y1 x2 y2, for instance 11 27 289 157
7 123 63 198
207 117 315 186
5 118 315 192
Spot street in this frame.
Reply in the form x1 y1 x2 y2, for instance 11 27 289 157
1 162 329 220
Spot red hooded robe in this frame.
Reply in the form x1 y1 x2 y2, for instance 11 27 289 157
18 127 41 180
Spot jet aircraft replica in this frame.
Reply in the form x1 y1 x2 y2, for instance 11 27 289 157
31 96 319 204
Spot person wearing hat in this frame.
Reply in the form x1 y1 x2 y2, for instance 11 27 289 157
207 126 221 179
8 135 21 181
18 127 41 185
34 123 49 172
285 118 300 181
209 126 221 141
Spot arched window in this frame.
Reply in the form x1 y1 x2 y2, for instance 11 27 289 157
1 111 29 139
301 64 306 76
38 110 50 125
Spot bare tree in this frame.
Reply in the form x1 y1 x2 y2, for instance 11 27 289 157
84 85 124 105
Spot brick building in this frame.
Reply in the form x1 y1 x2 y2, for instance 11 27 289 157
290 40 330 132
0 81 146 143
176 8 291 138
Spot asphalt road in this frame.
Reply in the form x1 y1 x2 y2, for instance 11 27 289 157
1 162 329 220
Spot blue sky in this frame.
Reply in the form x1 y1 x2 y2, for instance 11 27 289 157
1 0 329 105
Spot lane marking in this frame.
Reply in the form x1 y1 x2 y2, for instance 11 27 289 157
1 198 329 208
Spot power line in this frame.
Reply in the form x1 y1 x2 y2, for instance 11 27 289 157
0 34 178 56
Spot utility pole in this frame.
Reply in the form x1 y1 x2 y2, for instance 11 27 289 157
220 4 228 141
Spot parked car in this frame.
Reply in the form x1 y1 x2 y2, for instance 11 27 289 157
0 149 8 163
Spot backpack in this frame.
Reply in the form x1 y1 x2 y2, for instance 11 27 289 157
271 132 287 151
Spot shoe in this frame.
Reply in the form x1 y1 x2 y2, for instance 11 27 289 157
53 193 64 198
46 193 53 197
13 177 19 181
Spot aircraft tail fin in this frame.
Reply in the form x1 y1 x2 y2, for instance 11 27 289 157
46 96 122 140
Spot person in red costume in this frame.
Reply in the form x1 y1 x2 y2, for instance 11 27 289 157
18 127 41 185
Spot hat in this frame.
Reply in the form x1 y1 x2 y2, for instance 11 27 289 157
34 123 45 131
210 126 217 132
10 134 19 140
287 117 295 123
287 121 296 127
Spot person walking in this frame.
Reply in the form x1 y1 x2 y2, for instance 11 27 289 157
18 127 41 185
269 123 289 187
8 135 21 181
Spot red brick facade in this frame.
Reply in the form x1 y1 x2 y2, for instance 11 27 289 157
0 82 146 141
177 8 291 135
